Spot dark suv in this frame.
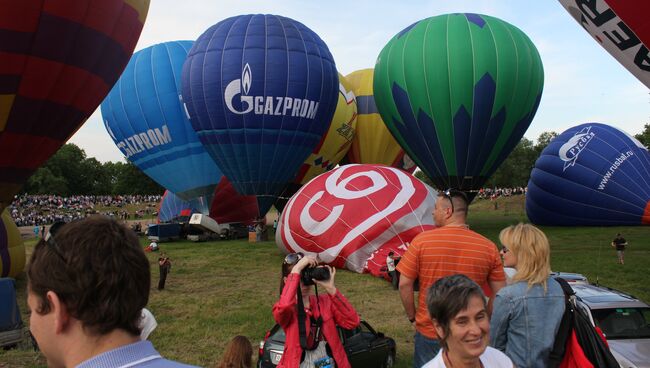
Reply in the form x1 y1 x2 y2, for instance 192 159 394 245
258 320 396 368
570 283 650 368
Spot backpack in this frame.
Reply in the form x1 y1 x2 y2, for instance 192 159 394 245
548 278 620 368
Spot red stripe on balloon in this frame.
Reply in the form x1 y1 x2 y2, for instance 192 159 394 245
643 200 650 225
0 0 41 32
44 0 145 54
17 57 108 113
605 0 650 46
0 132 61 171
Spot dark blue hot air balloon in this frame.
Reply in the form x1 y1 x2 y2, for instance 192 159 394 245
527 123 650 226
101 41 223 213
181 14 338 216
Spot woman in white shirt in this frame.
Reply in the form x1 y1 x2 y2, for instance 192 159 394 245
423 274 513 368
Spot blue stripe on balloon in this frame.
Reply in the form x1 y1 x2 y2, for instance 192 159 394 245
390 82 447 181
356 96 379 115
197 130 320 147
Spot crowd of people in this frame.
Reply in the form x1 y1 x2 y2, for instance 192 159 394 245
9 194 161 227
475 187 527 200
23 188 617 368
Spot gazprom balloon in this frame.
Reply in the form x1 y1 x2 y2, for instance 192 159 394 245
276 164 436 276
0 0 150 211
527 123 650 226
374 14 544 192
559 0 650 89
101 41 223 212
345 69 415 172
181 14 338 213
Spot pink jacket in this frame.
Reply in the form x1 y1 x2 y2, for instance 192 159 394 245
272 273 360 368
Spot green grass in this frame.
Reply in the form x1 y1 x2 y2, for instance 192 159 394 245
1 195 648 367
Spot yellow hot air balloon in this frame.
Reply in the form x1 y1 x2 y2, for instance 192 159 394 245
293 73 358 184
345 69 415 172
0 209 25 278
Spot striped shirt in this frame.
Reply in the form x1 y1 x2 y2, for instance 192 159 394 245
396 226 505 339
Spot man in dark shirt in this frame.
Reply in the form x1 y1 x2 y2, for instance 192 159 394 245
611 233 628 265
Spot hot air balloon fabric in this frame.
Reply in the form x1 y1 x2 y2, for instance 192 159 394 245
527 123 650 226
345 69 415 172
181 14 339 213
158 190 198 223
0 209 25 278
0 0 150 211
209 177 259 225
559 0 650 89
276 164 436 276
373 13 544 192
275 73 358 212
101 41 223 213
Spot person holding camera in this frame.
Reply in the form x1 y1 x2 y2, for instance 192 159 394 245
273 253 360 368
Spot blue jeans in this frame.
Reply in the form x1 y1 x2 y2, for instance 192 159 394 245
413 331 441 368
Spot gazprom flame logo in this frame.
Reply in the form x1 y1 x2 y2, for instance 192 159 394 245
224 63 253 114
558 126 595 171
223 63 320 118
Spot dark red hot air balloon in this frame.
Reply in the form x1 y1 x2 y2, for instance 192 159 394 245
0 0 150 210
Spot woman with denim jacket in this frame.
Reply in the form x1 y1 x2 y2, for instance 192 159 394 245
490 223 566 368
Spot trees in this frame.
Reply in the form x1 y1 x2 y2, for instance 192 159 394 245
23 143 163 195
635 123 650 147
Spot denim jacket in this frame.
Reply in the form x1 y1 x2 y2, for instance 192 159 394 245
490 276 565 368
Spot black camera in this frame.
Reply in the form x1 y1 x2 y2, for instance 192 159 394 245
301 266 330 286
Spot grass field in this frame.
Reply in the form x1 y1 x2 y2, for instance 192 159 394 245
1 195 648 367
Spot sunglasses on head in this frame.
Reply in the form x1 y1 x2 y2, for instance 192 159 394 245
283 252 304 265
41 221 67 262
440 189 468 214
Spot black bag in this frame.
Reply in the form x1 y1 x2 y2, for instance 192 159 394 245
548 277 619 368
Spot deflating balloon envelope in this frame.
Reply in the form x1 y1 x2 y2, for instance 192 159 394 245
527 123 650 226
101 41 223 213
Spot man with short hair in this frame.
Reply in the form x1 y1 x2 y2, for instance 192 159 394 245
611 233 628 265
27 216 195 367
386 251 399 290
396 189 506 368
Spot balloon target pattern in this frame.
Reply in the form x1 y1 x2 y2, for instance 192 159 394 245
374 13 544 192
527 123 650 226
0 0 150 211
276 164 435 276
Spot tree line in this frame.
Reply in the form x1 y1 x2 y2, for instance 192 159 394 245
22 124 650 196
22 144 164 196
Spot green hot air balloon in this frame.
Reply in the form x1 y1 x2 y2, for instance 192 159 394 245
374 13 544 195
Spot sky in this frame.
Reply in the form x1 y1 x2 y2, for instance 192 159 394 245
69 0 650 163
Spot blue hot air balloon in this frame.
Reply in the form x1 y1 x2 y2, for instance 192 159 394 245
158 190 199 223
101 41 223 212
181 14 338 216
527 123 650 226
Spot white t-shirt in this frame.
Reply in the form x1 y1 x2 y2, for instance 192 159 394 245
422 347 512 368
386 256 396 272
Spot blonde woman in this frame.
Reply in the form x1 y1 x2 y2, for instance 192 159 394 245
490 223 565 368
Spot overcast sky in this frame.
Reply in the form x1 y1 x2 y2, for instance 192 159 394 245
69 0 649 163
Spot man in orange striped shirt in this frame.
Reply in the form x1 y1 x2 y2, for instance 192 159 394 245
396 189 506 368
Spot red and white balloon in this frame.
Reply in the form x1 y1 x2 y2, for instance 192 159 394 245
276 164 436 276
